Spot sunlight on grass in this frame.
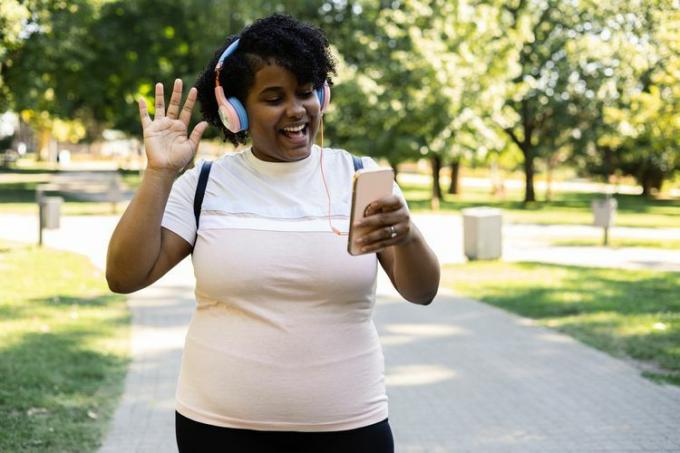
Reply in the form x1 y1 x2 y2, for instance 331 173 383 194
442 261 680 385
551 238 680 249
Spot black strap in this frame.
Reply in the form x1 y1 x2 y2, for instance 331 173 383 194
193 161 212 229
352 155 364 171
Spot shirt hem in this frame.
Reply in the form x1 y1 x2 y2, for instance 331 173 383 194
175 401 389 432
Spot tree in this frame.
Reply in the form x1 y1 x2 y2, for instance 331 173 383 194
568 0 680 195
0 0 30 112
325 0 519 206
495 0 594 202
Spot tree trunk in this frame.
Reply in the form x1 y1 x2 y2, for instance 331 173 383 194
448 159 460 194
641 178 652 197
545 156 553 202
37 129 51 162
603 146 613 183
430 154 443 210
523 148 536 203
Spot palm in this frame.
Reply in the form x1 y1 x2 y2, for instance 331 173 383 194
138 79 208 172
144 117 195 170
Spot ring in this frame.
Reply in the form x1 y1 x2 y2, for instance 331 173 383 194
388 225 397 238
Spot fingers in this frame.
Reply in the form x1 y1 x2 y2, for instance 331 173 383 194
189 121 209 148
154 82 165 120
356 222 411 254
356 210 405 232
138 97 151 129
166 78 183 120
358 221 409 245
363 195 402 217
179 87 198 127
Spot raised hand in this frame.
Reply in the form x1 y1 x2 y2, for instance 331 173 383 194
138 79 208 173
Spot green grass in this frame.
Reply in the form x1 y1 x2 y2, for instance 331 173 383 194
551 238 680 249
400 181 680 228
441 261 680 385
0 241 130 452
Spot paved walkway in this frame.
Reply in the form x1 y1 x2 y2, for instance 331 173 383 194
1 213 680 452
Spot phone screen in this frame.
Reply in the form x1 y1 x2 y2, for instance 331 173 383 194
347 168 395 255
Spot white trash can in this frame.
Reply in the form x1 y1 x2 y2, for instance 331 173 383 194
592 198 617 227
40 196 63 229
462 207 502 260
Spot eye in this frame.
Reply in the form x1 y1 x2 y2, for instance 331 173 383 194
265 97 282 104
299 90 314 98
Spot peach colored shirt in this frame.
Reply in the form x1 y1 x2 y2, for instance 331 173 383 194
161 146 399 431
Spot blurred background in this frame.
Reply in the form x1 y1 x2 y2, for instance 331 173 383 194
1 1 679 452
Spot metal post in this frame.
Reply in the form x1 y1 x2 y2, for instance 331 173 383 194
37 187 44 247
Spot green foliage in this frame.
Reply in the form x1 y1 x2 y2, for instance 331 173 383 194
570 1 680 195
1 0 679 198
325 0 520 169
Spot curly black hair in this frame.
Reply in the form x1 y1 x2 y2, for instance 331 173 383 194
194 14 336 146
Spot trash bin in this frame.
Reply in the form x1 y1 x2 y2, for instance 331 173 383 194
592 197 617 228
40 196 63 229
462 207 502 260
592 196 617 246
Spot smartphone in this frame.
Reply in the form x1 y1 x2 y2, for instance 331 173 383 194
347 167 395 255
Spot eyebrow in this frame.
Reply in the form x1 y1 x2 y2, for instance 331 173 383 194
258 86 283 95
258 83 314 96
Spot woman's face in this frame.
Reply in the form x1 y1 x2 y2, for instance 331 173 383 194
245 63 321 162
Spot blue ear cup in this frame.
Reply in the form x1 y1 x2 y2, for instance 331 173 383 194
315 82 331 113
230 98 249 130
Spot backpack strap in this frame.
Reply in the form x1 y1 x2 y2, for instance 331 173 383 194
193 160 213 229
352 155 364 172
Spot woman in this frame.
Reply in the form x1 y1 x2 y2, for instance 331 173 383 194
106 14 439 452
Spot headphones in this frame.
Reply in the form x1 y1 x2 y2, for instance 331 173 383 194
214 38 331 133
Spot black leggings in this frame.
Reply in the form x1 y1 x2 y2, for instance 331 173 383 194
175 411 394 453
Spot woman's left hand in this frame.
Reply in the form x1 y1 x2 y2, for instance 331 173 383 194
353 195 413 254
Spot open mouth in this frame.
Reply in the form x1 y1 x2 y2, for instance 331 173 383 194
279 123 308 141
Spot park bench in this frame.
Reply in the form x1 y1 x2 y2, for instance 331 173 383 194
0 150 19 168
36 171 134 213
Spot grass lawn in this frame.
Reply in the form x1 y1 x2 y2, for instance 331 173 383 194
551 238 680 249
441 261 680 385
400 181 680 228
0 241 130 452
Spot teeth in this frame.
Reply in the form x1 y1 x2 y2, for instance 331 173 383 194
283 124 305 133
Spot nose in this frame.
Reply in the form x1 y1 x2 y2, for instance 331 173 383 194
286 97 305 119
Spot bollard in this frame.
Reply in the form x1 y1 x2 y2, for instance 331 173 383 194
592 196 617 246
38 196 63 246
462 207 503 260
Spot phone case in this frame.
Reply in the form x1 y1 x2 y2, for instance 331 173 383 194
347 168 395 255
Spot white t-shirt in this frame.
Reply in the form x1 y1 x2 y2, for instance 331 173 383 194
161 145 403 432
